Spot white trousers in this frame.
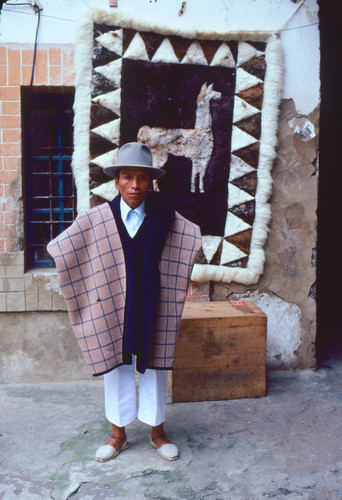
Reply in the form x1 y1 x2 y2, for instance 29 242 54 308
104 360 168 428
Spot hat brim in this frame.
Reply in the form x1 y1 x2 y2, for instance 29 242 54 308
103 164 165 180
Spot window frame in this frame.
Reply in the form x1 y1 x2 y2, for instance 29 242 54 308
21 87 76 270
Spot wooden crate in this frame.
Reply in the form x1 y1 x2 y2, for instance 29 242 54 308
168 300 267 402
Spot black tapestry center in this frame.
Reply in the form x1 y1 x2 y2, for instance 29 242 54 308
120 59 235 236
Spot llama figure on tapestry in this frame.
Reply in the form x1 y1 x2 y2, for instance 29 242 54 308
138 82 221 193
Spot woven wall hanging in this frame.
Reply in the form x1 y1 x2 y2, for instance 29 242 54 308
73 9 283 284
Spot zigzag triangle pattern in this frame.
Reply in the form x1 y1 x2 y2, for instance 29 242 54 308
89 29 266 268
95 29 123 56
219 41 266 266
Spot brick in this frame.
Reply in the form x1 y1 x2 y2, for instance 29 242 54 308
1 101 20 115
0 277 24 292
25 291 38 311
0 170 19 184
33 49 48 85
62 48 75 85
3 157 20 171
5 239 16 252
21 49 33 65
1 225 16 239
0 197 10 211
4 185 20 200
5 265 24 278
25 280 39 296
0 87 20 100
49 65 61 85
38 287 52 310
4 181 21 198
0 115 20 128
0 46 7 65
52 292 67 311
0 240 5 252
24 273 33 290
8 48 21 86
7 291 25 311
21 65 32 86
0 143 20 156
0 292 6 311
8 251 24 266
0 66 7 86
3 129 20 143
4 211 15 225
49 47 61 66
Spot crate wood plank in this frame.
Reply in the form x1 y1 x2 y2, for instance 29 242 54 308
169 300 267 402
181 300 263 319
170 367 266 402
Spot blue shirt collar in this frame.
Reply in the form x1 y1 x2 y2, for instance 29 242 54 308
120 197 146 222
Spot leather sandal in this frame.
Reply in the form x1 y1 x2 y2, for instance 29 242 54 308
150 434 179 461
95 434 130 462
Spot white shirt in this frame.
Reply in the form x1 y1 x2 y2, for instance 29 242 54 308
120 197 146 238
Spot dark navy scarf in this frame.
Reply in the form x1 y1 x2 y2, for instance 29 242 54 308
109 193 175 373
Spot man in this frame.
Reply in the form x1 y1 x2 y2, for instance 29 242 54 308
47 142 201 462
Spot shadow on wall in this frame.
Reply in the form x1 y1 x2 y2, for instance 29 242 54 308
316 0 341 357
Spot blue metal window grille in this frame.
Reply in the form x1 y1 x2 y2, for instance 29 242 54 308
22 90 76 268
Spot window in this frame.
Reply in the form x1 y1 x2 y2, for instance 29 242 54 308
22 89 76 268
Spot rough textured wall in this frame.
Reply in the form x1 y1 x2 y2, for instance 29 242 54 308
0 311 90 383
211 99 319 368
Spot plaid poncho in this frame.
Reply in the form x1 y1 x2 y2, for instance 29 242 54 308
47 201 201 376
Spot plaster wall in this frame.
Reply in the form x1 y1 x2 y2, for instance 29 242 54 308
0 0 320 114
0 0 320 379
0 311 90 383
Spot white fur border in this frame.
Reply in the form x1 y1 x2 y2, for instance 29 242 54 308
73 13 94 212
73 10 283 284
89 8 277 42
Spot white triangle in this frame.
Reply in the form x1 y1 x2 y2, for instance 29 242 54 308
123 32 149 61
224 211 251 237
229 154 255 182
201 235 222 263
228 183 254 208
94 59 122 87
91 119 120 145
233 95 259 123
91 180 118 201
92 89 121 116
237 42 264 66
151 38 179 64
90 148 118 169
95 29 123 56
231 125 257 152
210 42 235 68
235 67 262 93
181 41 207 65
220 240 247 265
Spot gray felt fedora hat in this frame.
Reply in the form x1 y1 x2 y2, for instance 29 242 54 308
103 142 165 180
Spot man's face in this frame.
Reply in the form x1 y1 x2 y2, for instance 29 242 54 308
115 167 152 209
